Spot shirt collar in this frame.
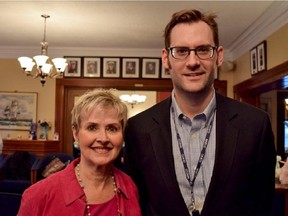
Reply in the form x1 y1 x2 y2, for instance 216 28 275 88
171 89 216 126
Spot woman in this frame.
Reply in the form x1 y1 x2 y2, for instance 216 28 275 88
18 89 141 216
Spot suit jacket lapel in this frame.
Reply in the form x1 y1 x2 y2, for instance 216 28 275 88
202 94 239 214
149 97 188 208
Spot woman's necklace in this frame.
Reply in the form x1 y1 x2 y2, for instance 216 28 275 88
76 163 120 216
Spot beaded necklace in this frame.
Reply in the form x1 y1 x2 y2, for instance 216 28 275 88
76 163 120 216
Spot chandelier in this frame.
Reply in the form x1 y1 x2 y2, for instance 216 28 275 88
120 94 146 108
18 14 67 86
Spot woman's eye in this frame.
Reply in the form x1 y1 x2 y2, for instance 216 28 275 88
106 125 120 132
87 125 97 131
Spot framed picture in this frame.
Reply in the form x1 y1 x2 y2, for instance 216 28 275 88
0 92 37 130
103 58 120 78
257 41 267 72
142 58 160 78
64 57 81 77
250 48 258 75
161 64 171 79
122 58 139 78
83 57 101 78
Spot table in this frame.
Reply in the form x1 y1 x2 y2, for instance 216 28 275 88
275 180 288 216
2 139 59 157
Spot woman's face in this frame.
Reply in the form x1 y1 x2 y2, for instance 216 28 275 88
73 106 123 168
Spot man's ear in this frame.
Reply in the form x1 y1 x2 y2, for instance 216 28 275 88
216 46 224 67
161 48 170 69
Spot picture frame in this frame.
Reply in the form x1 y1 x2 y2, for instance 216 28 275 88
142 58 160 78
122 58 140 78
64 57 81 77
250 48 258 75
83 57 101 78
0 92 37 130
257 41 267 72
161 64 171 79
103 58 120 78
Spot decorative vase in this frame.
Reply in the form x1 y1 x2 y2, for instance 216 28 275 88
39 126 48 140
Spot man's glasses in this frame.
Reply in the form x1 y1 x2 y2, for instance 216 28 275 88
168 46 218 60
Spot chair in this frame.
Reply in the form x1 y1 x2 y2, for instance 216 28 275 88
0 151 37 194
0 192 22 216
31 153 74 184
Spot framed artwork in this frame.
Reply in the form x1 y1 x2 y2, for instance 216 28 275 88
64 57 81 77
250 48 258 75
83 57 101 78
103 58 120 78
122 58 139 78
257 41 267 72
0 92 37 130
142 58 160 78
161 64 170 79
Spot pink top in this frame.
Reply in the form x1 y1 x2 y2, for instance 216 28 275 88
18 158 141 216
89 195 118 216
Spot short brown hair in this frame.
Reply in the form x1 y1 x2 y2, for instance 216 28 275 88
71 88 128 132
163 9 219 49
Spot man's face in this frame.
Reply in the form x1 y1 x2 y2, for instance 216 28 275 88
162 21 223 95
108 63 114 69
70 61 76 68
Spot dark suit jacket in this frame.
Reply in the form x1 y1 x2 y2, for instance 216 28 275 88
124 93 276 216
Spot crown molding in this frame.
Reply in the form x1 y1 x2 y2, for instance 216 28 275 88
0 46 161 59
1 2 287 61
229 1 288 61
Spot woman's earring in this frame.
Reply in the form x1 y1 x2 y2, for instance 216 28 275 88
73 140 80 149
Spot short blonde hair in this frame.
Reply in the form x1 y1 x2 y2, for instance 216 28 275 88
71 88 128 132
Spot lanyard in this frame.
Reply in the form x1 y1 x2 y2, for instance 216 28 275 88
171 106 215 214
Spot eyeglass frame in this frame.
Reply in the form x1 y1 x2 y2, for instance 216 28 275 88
168 45 218 60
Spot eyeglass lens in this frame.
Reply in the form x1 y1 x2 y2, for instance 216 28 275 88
171 46 216 60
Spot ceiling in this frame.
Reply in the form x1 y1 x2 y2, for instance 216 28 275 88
0 1 287 61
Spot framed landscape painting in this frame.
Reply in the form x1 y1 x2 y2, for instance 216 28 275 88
0 92 37 130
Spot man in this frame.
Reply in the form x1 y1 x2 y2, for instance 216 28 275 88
68 60 77 73
124 9 275 216
126 61 136 74
106 61 116 74
87 61 97 74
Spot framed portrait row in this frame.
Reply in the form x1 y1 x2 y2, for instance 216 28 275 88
63 56 170 79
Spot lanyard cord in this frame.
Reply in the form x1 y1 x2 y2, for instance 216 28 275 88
171 106 215 211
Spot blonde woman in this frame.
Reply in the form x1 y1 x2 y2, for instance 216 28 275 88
18 89 141 216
